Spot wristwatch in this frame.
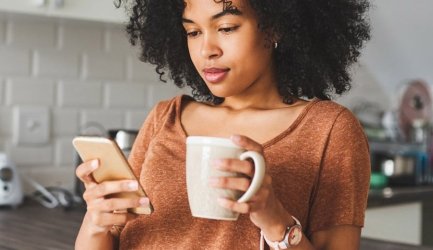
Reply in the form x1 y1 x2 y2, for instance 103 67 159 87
261 216 302 249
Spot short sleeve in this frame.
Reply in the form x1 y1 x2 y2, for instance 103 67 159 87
307 108 371 236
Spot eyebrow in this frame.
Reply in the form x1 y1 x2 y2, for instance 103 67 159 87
182 8 243 24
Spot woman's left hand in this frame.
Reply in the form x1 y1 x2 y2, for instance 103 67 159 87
209 134 288 230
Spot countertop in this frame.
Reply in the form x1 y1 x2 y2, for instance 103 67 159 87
1 198 432 249
368 185 433 208
367 185 433 247
361 238 433 250
0 198 84 250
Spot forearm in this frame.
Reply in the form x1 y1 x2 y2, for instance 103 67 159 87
75 212 116 250
259 201 316 250
260 202 362 250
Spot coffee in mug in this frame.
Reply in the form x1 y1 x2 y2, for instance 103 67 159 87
186 136 265 220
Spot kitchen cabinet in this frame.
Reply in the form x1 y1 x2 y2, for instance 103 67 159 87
0 0 127 24
364 186 433 247
362 202 422 245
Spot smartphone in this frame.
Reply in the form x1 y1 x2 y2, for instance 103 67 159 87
72 136 153 214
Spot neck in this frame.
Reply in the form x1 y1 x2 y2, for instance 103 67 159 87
220 87 288 111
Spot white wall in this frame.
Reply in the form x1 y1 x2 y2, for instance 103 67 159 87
0 13 183 193
337 0 433 129
353 0 433 107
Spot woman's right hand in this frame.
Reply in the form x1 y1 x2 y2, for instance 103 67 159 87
75 159 150 235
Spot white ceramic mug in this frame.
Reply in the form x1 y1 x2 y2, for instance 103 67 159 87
186 136 265 220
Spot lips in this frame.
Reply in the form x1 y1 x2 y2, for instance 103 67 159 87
203 68 230 83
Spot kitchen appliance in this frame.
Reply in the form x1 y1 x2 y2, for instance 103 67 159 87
108 129 138 158
0 153 23 207
398 80 432 143
370 142 429 186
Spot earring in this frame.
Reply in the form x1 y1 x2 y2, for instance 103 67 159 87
274 42 278 49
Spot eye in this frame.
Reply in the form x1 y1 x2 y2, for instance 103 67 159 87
219 26 239 34
186 30 201 38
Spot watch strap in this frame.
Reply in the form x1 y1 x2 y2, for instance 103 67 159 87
260 216 302 250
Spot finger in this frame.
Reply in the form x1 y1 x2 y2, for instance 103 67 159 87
83 180 139 201
246 201 266 212
90 211 138 228
76 159 99 184
209 176 251 192
248 186 271 203
213 158 254 177
87 197 150 213
217 198 251 214
230 134 263 153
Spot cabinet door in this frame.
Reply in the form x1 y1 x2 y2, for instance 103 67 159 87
362 202 422 245
46 0 127 24
0 0 46 16
0 0 127 24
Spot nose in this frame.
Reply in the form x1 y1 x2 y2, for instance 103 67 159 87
200 34 222 59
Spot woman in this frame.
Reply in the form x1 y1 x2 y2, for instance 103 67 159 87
75 0 371 249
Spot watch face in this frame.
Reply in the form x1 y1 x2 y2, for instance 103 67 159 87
288 226 302 246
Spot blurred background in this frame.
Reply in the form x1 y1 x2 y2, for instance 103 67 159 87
0 0 432 249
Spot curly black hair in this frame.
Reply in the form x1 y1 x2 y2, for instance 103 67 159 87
118 0 370 104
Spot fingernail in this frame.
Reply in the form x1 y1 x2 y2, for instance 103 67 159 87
230 134 241 142
128 181 138 190
212 159 223 167
208 178 218 186
139 197 149 206
217 197 227 206
91 159 99 169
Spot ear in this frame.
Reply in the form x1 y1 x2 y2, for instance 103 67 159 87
270 29 281 45
262 28 281 49
268 30 281 50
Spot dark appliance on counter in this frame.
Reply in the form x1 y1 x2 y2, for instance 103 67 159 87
73 129 138 197
370 141 431 186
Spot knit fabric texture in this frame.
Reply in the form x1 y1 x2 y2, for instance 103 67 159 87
119 95 371 249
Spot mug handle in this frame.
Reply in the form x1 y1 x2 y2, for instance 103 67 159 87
236 151 266 203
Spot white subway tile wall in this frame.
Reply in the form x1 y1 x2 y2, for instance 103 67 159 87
36 49 81 78
52 108 79 136
58 81 102 107
9 20 57 49
86 52 125 80
6 78 55 105
0 14 182 192
0 19 5 44
125 109 150 130
55 137 76 166
80 110 125 133
105 83 147 108
0 79 3 104
9 144 53 166
61 23 104 52
106 27 136 53
147 84 187 107
0 107 12 135
128 56 162 82
0 47 31 76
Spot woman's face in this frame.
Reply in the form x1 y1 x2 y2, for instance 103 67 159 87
182 0 275 99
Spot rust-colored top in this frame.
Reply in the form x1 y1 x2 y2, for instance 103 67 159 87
119 95 370 249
